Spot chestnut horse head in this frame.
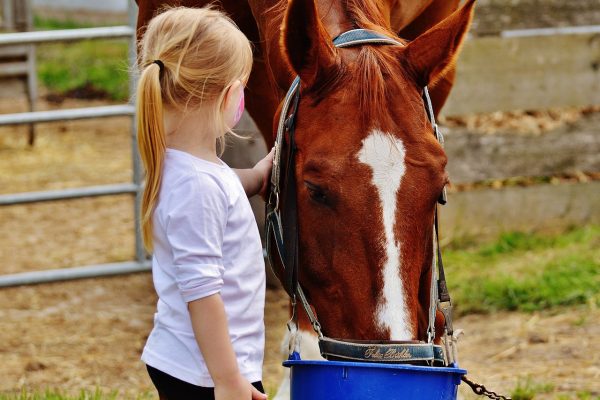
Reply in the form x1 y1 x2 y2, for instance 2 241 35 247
272 0 475 343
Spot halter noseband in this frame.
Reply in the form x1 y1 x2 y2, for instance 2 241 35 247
266 29 455 367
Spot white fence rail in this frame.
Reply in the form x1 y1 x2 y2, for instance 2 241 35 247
0 261 151 287
0 104 134 125
0 183 139 206
0 25 134 45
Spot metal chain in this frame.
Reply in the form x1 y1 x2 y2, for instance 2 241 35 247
461 376 512 400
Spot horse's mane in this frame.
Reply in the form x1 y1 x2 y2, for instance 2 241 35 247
345 40 402 126
338 0 407 125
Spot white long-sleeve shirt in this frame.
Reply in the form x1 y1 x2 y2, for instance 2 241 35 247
141 148 266 387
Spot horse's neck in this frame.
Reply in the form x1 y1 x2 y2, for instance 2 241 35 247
388 0 436 31
249 0 351 33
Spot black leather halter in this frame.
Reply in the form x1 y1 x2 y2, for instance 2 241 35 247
265 29 455 366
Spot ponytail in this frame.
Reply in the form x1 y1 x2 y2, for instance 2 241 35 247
136 63 165 252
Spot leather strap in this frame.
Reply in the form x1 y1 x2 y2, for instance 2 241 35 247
271 77 300 191
435 211 451 303
423 87 447 205
266 76 301 298
422 86 454 341
265 211 285 275
319 338 445 365
435 209 454 339
333 29 403 47
282 90 300 299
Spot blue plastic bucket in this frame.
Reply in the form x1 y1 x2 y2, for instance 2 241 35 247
283 360 466 400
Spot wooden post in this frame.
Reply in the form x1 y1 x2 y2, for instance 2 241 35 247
0 0 36 145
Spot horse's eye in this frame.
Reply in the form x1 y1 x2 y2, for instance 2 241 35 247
304 181 329 205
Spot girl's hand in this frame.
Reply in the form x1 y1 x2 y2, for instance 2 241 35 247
253 147 275 200
214 373 267 400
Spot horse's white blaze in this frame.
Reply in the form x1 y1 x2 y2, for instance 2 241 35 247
357 130 412 340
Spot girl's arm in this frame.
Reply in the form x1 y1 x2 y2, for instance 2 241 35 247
188 294 266 400
233 168 263 197
233 148 274 198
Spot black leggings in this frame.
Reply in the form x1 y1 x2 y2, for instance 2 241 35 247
146 365 265 400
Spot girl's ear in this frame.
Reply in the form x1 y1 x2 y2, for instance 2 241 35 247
223 80 244 128
402 0 475 88
224 80 243 108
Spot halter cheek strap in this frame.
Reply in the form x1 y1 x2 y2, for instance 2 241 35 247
266 28 453 367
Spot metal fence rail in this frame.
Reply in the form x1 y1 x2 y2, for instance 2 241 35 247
0 26 134 45
0 104 134 125
0 183 139 206
0 261 151 287
500 24 600 38
0 3 147 288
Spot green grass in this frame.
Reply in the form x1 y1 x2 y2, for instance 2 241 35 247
556 393 600 400
444 226 600 315
0 388 154 400
34 16 130 101
510 377 554 400
554 391 600 400
34 16 98 31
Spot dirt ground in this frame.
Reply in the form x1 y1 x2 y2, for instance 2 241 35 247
0 274 290 396
0 231 597 400
1 98 599 398
0 275 598 398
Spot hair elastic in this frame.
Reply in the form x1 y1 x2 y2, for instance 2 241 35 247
152 59 165 74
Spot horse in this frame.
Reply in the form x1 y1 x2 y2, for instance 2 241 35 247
136 0 475 396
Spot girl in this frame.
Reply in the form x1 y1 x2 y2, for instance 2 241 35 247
136 7 272 400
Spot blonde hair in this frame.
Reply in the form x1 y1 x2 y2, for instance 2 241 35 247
136 6 253 251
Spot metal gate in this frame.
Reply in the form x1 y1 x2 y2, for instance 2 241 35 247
0 3 148 287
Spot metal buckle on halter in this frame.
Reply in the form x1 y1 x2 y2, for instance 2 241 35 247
438 299 456 365
312 319 323 338
438 299 453 336
268 190 280 212
426 324 436 345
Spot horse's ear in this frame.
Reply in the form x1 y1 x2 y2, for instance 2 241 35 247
282 0 338 88
403 0 475 88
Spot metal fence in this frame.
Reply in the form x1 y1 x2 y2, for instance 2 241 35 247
0 3 149 287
